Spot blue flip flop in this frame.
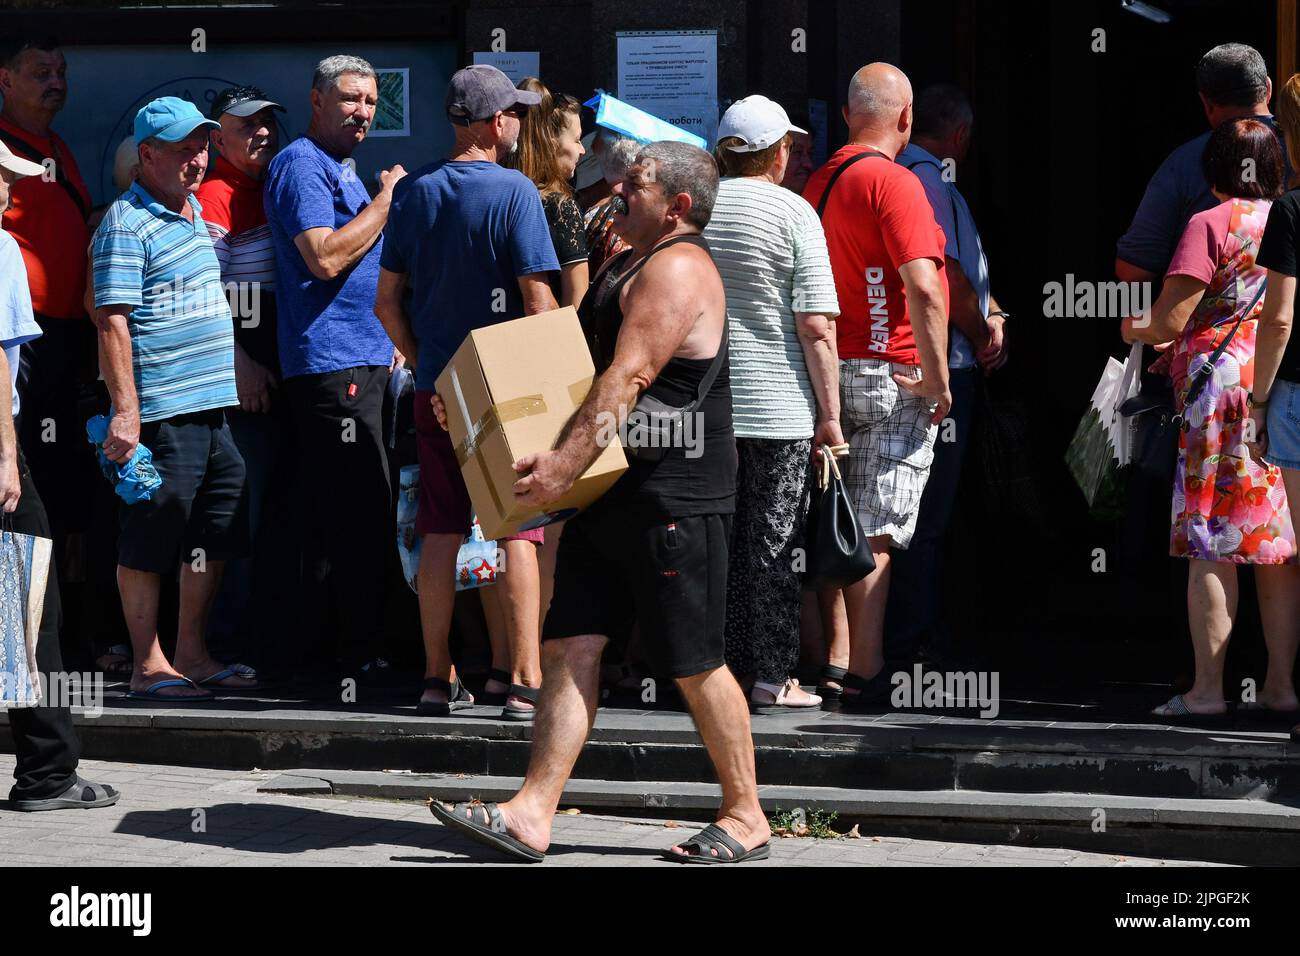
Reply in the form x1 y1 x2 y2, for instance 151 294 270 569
125 678 213 702
196 664 261 691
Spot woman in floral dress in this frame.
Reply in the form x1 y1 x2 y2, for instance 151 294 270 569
1122 118 1300 721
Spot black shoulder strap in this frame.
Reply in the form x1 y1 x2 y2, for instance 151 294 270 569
904 158 962 258
610 234 728 412
0 127 90 221
1182 278 1268 411
814 149 887 219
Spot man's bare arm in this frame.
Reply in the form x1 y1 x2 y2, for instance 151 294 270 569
550 251 704 478
92 304 141 463
519 272 559 315
292 165 406 281
1116 258 1158 286
374 267 418 361
898 257 951 422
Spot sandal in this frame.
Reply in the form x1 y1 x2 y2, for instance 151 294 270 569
125 678 214 702
750 679 822 715
664 823 771 864
195 663 261 692
1150 694 1230 727
10 773 121 812
479 668 512 706
95 644 133 680
837 669 893 712
502 683 541 722
429 800 545 862
416 676 474 717
817 665 847 703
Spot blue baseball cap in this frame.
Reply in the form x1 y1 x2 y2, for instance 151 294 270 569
134 96 220 146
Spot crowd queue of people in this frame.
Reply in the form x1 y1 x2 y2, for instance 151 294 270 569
5 35 1299 850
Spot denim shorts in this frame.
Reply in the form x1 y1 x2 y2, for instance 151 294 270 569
1266 378 1300 471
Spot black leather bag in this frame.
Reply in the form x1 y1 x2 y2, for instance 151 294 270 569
802 445 876 590
1118 279 1266 488
1120 372 1180 486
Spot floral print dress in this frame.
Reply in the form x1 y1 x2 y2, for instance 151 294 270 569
1164 198 1295 564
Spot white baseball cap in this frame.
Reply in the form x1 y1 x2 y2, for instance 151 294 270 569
0 140 45 179
717 95 807 152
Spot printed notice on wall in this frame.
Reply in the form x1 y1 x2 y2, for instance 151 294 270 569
616 30 718 147
472 51 540 86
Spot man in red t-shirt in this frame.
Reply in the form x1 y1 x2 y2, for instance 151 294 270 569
803 62 950 711
0 36 103 666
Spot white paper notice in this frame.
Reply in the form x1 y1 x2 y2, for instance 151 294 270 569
616 31 718 147
472 51 541 85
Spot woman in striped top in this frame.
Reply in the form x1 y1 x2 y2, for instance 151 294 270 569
704 95 842 713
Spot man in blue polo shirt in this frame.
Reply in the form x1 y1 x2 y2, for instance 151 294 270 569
91 96 248 702
264 55 405 688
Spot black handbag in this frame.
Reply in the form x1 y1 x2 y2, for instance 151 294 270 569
802 444 876 590
1119 279 1267 486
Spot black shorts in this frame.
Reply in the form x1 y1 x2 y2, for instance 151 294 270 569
117 410 248 574
542 508 731 679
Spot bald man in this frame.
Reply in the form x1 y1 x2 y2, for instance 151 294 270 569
803 63 950 711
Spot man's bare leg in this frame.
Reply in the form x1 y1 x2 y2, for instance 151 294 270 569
498 538 542 711
119 565 205 699
843 534 894 695
417 532 463 706
491 634 606 853
670 665 770 857
173 559 242 686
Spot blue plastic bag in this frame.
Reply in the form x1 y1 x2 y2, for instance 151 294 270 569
85 415 163 504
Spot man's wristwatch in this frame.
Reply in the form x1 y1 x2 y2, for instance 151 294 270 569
1248 392 1269 408
987 310 1011 321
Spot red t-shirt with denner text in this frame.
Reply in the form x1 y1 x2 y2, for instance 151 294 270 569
803 145 947 365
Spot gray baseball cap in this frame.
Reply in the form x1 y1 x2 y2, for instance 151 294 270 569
446 64 541 125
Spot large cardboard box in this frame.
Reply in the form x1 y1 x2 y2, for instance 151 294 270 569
434 306 628 540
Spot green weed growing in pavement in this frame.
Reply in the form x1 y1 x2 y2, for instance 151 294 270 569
769 806 840 839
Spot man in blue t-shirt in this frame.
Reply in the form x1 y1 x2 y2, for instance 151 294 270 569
374 64 559 719
1117 43 1287 282
263 55 406 685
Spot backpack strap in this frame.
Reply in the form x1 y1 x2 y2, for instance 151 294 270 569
0 127 90 221
814 149 888 219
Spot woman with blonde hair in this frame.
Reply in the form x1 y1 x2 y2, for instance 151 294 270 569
505 77 588 309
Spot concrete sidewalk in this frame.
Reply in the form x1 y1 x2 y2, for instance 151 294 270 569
0 756 1225 867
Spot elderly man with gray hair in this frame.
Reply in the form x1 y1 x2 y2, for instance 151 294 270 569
1118 43 1287 283
433 141 771 865
263 54 406 689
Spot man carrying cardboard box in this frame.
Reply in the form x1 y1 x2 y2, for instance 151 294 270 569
431 141 772 864
374 64 560 720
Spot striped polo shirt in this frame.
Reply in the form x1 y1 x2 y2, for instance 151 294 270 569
91 181 238 423
702 177 840 439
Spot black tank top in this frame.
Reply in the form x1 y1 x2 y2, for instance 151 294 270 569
578 234 737 518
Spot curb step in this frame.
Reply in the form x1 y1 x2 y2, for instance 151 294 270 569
258 770 1300 864
257 769 1300 831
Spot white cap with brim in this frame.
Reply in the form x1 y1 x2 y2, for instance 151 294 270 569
0 140 45 179
717 94 807 153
